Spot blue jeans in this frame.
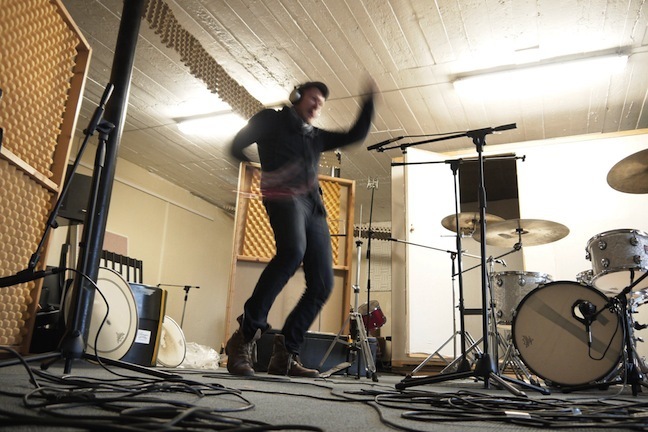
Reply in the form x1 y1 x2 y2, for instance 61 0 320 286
242 194 334 354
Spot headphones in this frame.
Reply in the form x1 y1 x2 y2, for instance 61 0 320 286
288 81 329 105
289 86 303 105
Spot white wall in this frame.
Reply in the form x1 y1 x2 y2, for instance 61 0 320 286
46 148 234 352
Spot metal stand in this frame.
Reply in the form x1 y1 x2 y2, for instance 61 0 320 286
402 159 476 376
387 124 546 396
157 284 199 329
319 240 378 381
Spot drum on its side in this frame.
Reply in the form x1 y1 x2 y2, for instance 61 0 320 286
358 300 386 331
586 229 648 295
64 267 138 360
492 271 551 325
157 316 186 368
512 281 622 387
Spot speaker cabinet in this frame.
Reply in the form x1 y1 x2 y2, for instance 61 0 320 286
121 284 167 366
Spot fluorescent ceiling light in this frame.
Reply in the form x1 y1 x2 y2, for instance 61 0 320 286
176 111 247 136
453 54 628 99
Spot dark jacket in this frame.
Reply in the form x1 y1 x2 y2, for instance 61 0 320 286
231 97 374 200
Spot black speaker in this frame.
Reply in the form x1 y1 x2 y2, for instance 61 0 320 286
58 165 93 223
120 284 167 366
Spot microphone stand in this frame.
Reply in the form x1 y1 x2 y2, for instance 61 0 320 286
364 178 378 334
378 124 547 395
157 284 200 329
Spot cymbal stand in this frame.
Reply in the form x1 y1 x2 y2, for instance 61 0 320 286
319 240 378 381
395 124 547 395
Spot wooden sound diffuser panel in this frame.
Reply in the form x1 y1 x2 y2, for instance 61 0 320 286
238 164 345 266
0 0 90 354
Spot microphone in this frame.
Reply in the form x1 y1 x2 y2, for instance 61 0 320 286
367 136 404 151
0 267 65 288
574 300 597 347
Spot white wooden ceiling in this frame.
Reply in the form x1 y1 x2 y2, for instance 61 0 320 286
61 0 648 223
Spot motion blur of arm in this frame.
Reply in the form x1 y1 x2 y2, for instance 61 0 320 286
322 78 376 151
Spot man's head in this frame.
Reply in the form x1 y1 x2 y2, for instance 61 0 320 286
290 81 328 124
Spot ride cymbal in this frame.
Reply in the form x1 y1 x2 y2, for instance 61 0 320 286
607 148 648 193
441 212 505 235
473 219 569 247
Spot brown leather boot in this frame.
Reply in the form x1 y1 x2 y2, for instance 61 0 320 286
267 334 320 378
225 326 260 376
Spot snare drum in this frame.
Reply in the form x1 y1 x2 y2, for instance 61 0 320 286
492 271 552 325
586 229 648 295
512 281 622 387
358 300 386 330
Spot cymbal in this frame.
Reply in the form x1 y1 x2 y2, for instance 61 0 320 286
441 212 505 234
607 148 648 193
473 219 569 247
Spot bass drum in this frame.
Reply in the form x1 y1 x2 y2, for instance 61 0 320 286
512 281 623 387
63 267 138 360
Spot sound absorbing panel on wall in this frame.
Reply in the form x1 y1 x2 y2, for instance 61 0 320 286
0 0 90 354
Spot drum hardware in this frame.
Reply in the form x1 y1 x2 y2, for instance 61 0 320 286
496 329 541 386
319 240 378 381
606 148 648 194
393 124 548 396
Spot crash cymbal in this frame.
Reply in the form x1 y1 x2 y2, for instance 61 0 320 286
607 148 648 193
441 212 505 234
473 219 569 247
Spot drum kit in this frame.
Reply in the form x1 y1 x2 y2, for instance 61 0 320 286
435 148 648 394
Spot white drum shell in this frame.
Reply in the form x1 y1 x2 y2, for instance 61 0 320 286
586 229 648 294
492 271 551 325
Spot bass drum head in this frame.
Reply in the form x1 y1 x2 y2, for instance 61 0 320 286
64 267 138 360
512 281 622 387
156 316 186 368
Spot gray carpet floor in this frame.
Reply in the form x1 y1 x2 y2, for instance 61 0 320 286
0 356 647 431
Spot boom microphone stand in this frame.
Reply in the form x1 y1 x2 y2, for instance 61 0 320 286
157 284 200 329
370 124 546 395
